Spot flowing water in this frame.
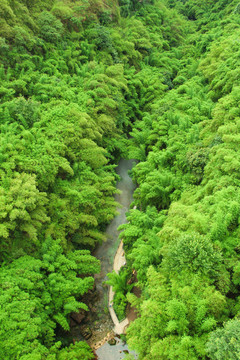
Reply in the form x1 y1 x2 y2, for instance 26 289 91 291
91 159 137 358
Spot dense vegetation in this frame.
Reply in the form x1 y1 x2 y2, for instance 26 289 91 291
120 1 240 359
1 0 240 359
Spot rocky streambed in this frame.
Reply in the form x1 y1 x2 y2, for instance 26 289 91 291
69 159 137 358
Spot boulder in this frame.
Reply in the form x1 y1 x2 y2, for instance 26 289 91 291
108 337 116 346
80 326 92 340
88 304 97 313
71 310 87 324
70 317 78 328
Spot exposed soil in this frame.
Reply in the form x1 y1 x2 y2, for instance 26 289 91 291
126 286 142 322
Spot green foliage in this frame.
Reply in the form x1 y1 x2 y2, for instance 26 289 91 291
127 267 226 360
57 341 94 360
2 96 40 127
206 319 240 360
37 11 63 43
115 2 240 359
113 291 128 321
107 268 132 294
0 238 99 359
0 172 49 259
200 29 240 101
1 0 240 359
119 206 165 282
161 233 223 278
119 0 155 17
107 268 134 320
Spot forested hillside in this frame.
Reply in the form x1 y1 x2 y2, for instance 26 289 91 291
0 0 240 359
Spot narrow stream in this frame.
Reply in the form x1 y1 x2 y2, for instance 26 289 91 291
92 159 136 358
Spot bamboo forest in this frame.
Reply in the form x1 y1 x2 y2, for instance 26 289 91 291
1 0 240 359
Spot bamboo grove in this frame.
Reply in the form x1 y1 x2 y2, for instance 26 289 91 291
0 0 240 359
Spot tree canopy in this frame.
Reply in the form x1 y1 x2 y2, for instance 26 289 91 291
1 0 240 358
